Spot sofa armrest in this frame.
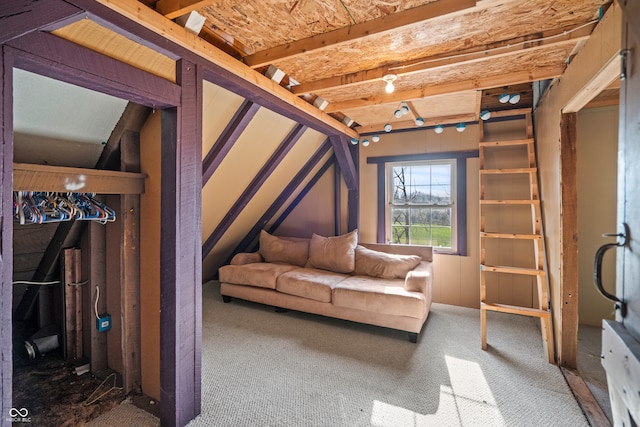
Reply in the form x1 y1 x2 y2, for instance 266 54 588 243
230 252 263 265
404 261 433 295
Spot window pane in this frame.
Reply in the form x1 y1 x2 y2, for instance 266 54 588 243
388 160 455 250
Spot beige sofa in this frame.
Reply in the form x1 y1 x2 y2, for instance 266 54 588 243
218 230 433 342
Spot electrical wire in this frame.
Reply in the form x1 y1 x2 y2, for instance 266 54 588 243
94 285 100 320
387 19 600 73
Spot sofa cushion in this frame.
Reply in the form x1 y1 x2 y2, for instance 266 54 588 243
306 230 358 274
219 263 298 290
354 245 422 279
333 277 426 318
258 230 309 267
276 268 347 303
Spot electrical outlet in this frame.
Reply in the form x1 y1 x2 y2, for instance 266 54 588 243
96 314 112 332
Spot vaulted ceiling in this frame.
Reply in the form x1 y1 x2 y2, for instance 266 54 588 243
146 0 613 133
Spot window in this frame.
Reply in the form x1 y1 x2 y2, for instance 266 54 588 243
388 160 456 251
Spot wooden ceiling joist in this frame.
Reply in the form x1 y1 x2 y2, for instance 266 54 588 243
242 0 477 69
95 0 358 139
325 66 566 113
292 22 595 96
356 113 477 134
156 0 215 20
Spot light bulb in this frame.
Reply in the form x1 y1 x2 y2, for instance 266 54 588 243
456 123 466 132
499 93 510 103
384 123 392 133
385 81 395 93
362 139 370 147
394 109 402 118
434 125 444 134
415 117 425 126
401 105 410 115
372 134 380 142
350 138 359 145
480 110 491 121
509 93 520 104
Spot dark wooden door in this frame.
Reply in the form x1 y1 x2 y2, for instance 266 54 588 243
600 1 640 425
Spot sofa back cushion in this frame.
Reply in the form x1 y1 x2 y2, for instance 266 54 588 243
354 245 422 279
306 230 358 274
259 230 309 267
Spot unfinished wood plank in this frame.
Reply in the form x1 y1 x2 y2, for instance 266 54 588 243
157 0 216 19
561 367 612 427
93 0 359 139
121 131 142 394
479 138 534 147
13 163 146 194
480 264 545 276
243 0 476 68
63 249 76 360
293 22 593 95
481 302 550 317
73 248 82 359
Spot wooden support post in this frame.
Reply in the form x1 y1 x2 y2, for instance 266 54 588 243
121 130 142 394
74 249 82 358
63 248 82 360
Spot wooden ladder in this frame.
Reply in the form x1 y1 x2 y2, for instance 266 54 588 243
479 109 554 363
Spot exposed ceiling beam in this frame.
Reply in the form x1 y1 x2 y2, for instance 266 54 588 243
325 67 566 113
156 0 216 20
356 113 477 134
242 0 477 69
293 23 595 95
95 0 358 138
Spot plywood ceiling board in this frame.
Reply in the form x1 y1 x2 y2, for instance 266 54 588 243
266 0 606 82
319 45 573 105
199 0 438 53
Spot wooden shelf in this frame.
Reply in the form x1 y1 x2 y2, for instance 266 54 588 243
13 163 146 194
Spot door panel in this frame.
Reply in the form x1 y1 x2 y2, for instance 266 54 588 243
602 1 640 425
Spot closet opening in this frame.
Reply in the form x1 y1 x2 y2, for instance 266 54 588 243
11 68 149 424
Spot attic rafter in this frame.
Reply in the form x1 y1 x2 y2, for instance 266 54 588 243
242 0 477 69
293 22 595 96
94 0 358 139
156 0 216 20
325 66 566 113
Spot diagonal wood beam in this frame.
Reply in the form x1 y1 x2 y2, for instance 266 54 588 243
203 124 308 259
202 99 260 186
242 0 476 68
156 0 215 20
268 156 336 235
293 23 595 96
325 66 566 113
226 139 333 261
93 0 358 138
329 135 357 191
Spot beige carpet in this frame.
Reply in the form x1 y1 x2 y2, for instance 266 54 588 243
187 281 587 426
91 280 589 426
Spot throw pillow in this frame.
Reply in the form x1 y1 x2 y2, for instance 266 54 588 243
354 245 422 279
307 230 358 273
258 230 309 267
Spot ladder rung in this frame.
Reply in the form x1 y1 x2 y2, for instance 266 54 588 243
480 264 545 276
479 138 534 147
480 168 537 175
480 199 540 205
481 302 550 318
480 232 541 240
